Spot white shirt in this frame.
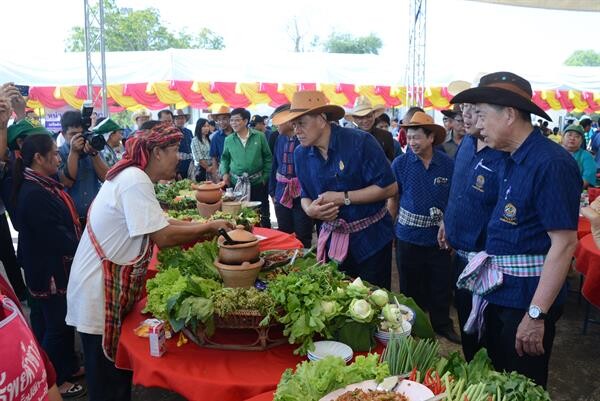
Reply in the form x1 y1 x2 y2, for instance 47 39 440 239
66 167 169 335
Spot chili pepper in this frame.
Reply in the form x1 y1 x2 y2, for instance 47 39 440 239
409 367 418 382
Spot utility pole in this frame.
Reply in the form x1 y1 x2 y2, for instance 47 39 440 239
84 0 108 116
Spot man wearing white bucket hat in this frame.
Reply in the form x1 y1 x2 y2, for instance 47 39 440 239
346 96 395 162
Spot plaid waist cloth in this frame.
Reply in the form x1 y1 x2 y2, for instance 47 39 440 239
275 173 301 209
177 152 193 160
317 206 388 264
233 172 263 202
397 206 444 228
456 251 545 339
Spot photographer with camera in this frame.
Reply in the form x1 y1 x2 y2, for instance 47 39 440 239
58 110 108 226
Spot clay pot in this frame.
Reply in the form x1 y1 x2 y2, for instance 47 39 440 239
193 181 225 204
218 226 260 265
197 199 222 218
214 258 265 288
222 201 242 215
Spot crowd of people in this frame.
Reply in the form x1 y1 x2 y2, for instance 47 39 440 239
2 71 600 401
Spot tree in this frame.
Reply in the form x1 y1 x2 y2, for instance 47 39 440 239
65 0 224 52
564 50 600 66
322 32 382 55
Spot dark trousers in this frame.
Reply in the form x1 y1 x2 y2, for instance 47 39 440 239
454 255 483 361
0 212 26 300
341 241 392 290
396 240 453 331
31 295 78 385
80 332 133 401
251 182 271 228
274 199 313 248
484 303 562 388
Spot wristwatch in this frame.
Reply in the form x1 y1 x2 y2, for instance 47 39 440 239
343 191 351 206
528 305 547 320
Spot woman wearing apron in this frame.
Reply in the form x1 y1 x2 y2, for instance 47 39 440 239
66 123 232 401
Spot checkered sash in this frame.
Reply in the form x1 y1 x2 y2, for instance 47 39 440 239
317 206 388 264
233 172 263 202
397 206 444 228
275 173 301 209
86 208 155 361
456 251 545 339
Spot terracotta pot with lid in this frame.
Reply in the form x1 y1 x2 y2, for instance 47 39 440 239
193 181 225 204
218 225 260 265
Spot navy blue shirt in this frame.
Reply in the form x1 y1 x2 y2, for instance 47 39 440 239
209 129 229 162
269 134 300 202
392 149 454 247
484 130 582 309
444 136 507 252
58 143 102 218
177 127 193 177
295 124 395 263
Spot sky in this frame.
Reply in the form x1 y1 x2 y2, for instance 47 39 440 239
5 0 600 83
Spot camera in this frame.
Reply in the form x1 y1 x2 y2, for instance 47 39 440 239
80 101 106 152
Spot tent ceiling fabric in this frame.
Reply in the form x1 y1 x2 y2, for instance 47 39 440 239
465 0 600 12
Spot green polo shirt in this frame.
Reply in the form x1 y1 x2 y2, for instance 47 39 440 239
220 128 272 185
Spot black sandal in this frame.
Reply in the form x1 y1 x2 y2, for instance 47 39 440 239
60 383 87 399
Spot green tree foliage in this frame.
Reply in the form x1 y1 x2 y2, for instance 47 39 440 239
564 50 600 66
66 0 224 52
322 32 382 55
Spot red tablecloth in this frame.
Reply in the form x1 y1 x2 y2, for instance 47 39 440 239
243 391 275 401
575 233 600 308
578 216 592 240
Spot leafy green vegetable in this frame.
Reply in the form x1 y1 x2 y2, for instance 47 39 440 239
157 239 221 281
267 259 345 355
274 354 389 401
155 179 194 208
143 268 189 321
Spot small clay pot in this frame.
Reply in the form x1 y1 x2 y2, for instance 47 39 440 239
222 201 242 215
197 199 222 218
218 226 259 264
193 181 225 204
214 258 265 288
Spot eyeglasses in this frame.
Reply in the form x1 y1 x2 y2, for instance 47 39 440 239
291 114 325 130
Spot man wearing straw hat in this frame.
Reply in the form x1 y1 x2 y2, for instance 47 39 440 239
439 80 508 360
345 96 395 162
451 71 581 387
273 91 397 289
390 111 458 343
209 106 233 179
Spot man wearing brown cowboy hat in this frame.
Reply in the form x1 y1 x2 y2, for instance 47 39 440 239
209 105 233 179
132 109 151 130
451 71 582 387
346 96 395 162
273 91 398 289
389 111 458 343
174 109 194 179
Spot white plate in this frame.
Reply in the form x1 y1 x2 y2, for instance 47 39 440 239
242 201 262 209
308 341 353 361
319 378 434 401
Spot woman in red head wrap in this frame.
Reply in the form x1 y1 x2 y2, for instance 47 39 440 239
65 123 233 401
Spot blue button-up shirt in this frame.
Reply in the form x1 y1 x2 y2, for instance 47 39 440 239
269 134 300 202
177 127 193 177
484 130 582 309
444 136 507 252
58 143 102 218
392 149 454 246
209 129 228 162
295 124 395 263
